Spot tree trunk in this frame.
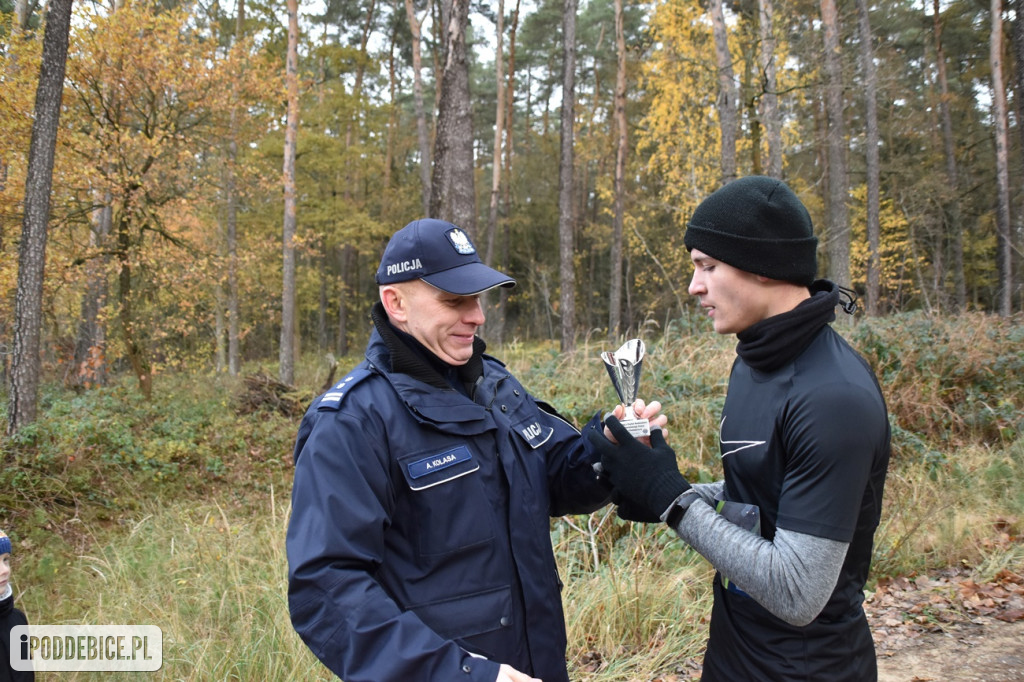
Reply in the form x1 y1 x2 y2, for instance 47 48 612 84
227 0 245 376
385 19 398 190
493 0 522 347
759 0 782 178
820 0 851 287
280 0 300 385
742 48 761 176
14 0 34 31
710 0 737 186
7 0 73 435
215 280 227 371
117 215 153 400
485 0 506 269
226 133 241 375
71 200 111 390
482 0 508 337
609 0 627 339
855 0 881 315
342 0 377 204
932 0 966 311
558 0 577 353
504 0 521 198
430 0 476 234
1015 0 1024 311
405 0 432 216
336 244 353 357
318 248 329 351
990 0 1012 316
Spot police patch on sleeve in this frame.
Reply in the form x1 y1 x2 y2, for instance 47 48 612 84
513 417 554 449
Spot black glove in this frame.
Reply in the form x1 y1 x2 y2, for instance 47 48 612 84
587 416 691 522
611 491 663 523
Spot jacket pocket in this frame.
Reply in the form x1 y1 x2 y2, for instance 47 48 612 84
411 585 513 641
396 446 495 556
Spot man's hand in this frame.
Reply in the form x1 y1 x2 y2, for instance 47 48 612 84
606 399 668 446
496 663 542 682
588 415 690 522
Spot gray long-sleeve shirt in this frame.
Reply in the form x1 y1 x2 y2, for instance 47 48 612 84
666 482 849 627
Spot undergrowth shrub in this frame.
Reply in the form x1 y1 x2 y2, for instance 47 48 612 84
0 372 297 556
849 311 1024 455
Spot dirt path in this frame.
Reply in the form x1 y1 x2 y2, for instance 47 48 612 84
876 618 1024 681
868 567 1024 682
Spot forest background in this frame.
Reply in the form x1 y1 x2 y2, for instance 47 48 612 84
2 0 1023 404
1 0 1023 678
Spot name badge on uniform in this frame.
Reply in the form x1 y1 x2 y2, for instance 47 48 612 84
407 446 473 480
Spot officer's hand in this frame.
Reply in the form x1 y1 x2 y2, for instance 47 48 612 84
606 399 669 446
588 416 690 522
496 663 542 682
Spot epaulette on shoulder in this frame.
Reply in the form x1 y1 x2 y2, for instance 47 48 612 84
317 368 373 411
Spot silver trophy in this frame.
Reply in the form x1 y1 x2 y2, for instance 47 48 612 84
601 338 650 438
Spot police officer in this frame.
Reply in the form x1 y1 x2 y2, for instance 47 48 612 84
287 218 665 682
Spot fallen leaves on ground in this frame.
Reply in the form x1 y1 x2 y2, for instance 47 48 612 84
866 566 1024 653
574 563 1024 680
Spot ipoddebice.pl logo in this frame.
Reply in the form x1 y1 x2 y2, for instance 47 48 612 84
10 625 162 672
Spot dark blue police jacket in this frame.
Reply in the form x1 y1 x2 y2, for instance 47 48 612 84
287 329 611 682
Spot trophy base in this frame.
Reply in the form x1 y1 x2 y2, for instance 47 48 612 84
617 417 651 438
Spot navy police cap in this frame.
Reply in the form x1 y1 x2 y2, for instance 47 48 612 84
375 219 516 296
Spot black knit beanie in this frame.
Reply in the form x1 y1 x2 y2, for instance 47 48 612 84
684 176 818 286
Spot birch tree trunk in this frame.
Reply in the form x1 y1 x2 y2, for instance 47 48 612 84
7 0 72 435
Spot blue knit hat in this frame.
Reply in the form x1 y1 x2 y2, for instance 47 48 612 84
0 531 11 555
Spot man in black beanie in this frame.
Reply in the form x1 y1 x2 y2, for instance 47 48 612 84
589 176 891 681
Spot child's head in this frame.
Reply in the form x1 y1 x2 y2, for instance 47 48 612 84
0 530 12 592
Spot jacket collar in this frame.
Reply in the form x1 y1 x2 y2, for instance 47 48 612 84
366 303 492 423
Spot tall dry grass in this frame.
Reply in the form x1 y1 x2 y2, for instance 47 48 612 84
18 493 331 681
4 311 1022 680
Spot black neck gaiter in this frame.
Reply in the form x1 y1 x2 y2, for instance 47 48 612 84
370 302 485 396
735 280 839 373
